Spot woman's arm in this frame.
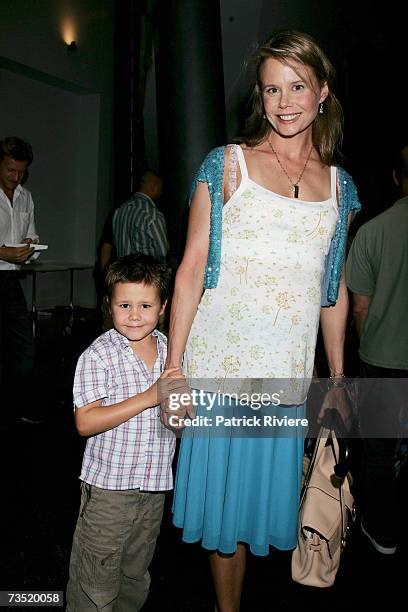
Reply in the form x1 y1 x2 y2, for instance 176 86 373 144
320 265 348 376
160 181 212 427
318 267 351 425
166 181 211 368
320 211 354 376
318 214 354 425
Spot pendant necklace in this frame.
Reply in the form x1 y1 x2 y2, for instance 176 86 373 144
267 139 314 199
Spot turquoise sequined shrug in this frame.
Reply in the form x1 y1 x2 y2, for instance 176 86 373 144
190 146 361 306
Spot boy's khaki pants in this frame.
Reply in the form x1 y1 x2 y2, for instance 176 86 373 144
66 483 165 611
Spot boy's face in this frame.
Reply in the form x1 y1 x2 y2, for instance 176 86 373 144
110 281 165 346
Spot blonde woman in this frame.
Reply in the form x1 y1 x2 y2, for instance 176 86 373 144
163 31 361 611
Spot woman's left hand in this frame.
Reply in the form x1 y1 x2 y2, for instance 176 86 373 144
318 385 352 430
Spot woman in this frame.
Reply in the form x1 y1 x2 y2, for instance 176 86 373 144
163 31 361 611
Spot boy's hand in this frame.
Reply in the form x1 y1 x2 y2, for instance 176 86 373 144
159 367 195 430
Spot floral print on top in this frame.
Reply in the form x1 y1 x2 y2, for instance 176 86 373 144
184 145 339 404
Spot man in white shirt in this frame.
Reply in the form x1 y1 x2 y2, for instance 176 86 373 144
0 137 38 424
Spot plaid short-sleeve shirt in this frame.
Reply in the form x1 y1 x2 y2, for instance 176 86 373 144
73 328 175 491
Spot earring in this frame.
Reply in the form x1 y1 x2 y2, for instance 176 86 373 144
263 113 267 119
319 102 324 114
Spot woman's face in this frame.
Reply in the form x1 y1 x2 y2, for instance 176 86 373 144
260 57 328 138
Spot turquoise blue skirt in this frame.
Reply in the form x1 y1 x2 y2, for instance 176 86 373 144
172 396 306 556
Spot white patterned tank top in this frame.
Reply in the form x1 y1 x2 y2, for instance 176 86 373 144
184 144 339 403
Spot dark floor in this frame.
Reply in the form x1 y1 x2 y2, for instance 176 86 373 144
0 309 406 611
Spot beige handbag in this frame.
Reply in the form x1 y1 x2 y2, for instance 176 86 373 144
291 425 354 588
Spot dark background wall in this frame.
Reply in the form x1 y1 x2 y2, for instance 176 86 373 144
1 1 406 306
0 0 114 308
143 0 408 239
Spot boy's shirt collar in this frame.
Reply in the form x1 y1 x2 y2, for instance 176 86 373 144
108 327 166 363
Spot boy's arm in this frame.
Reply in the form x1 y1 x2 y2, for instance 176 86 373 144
75 387 156 437
75 367 182 436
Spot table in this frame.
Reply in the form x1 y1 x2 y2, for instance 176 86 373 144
22 261 94 337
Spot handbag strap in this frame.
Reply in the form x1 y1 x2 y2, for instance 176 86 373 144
327 429 348 543
300 426 351 543
300 425 331 503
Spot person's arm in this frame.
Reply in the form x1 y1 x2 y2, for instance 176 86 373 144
320 210 359 376
351 293 372 338
0 192 38 262
75 367 181 436
318 213 355 425
158 181 211 427
318 268 352 424
320 266 348 377
345 224 374 340
75 387 157 437
24 192 39 242
166 181 210 368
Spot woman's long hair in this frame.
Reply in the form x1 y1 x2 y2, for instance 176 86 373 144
237 31 343 166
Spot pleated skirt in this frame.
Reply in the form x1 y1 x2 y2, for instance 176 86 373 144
172 397 305 556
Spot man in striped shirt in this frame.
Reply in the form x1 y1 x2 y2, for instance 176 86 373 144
113 170 168 262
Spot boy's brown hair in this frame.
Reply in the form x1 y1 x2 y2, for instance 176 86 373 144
105 253 171 304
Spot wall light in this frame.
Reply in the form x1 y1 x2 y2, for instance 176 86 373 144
61 16 77 53
66 41 77 53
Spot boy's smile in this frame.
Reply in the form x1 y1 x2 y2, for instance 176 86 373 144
111 281 165 348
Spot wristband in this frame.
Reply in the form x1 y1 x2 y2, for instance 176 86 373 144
328 373 346 389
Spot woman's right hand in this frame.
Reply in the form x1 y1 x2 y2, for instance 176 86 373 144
159 367 195 430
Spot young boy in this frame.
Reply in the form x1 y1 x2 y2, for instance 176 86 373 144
66 253 177 611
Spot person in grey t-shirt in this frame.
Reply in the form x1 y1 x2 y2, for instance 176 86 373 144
346 145 408 555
